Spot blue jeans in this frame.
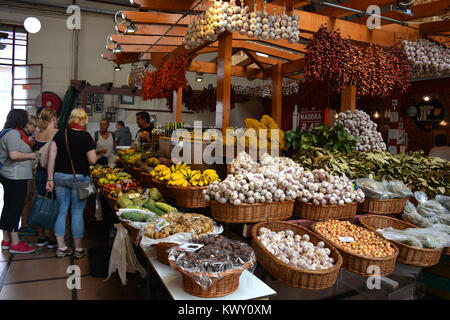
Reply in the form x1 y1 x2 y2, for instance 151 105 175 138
53 172 90 239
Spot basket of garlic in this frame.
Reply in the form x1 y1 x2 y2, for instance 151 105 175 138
359 215 443 267
251 222 343 290
311 220 399 276
293 169 364 220
205 152 306 223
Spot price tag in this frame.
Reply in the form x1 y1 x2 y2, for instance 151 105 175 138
338 236 355 243
154 219 169 232
128 193 140 199
353 183 358 191
176 243 204 252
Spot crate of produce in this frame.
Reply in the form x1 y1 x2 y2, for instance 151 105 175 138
311 220 399 276
168 235 255 298
358 197 410 215
210 200 294 224
359 215 442 267
154 242 179 265
251 221 343 290
167 185 209 208
294 201 357 221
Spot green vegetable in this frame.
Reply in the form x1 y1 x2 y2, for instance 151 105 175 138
142 203 166 216
117 195 134 208
155 202 176 213
121 212 151 222
150 188 163 201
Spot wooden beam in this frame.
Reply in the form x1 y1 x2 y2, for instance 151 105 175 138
294 1 311 8
122 11 192 25
315 0 397 19
107 43 180 53
272 63 283 127
116 24 186 37
420 20 450 35
232 33 307 54
232 40 303 61
243 49 266 70
237 58 254 68
341 86 356 112
216 32 233 129
110 35 183 46
352 1 450 26
101 52 150 64
132 0 197 12
282 58 305 75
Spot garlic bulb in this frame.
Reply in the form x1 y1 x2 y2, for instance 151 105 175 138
336 109 386 151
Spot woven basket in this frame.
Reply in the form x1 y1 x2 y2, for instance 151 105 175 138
154 242 179 265
210 200 294 224
140 171 154 188
311 222 399 277
251 221 343 290
358 197 409 214
359 215 442 267
167 185 210 208
151 178 175 199
168 258 254 298
294 201 357 221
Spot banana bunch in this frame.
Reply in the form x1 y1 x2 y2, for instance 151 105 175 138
150 165 172 181
168 166 200 187
190 169 221 187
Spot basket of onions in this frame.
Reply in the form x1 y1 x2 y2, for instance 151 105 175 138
293 169 365 220
252 221 343 290
311 219 399 276
359 215 442 267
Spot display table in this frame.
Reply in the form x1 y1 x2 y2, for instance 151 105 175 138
140 246 277 300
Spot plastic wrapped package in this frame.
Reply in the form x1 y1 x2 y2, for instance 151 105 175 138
168 234 256 289
438 215 450 226
434 195 450 211
430 223 450 235
377 226 450 249
403 201 433 228
414 191 429 204
384 180 413 198
417 200 448 220
117 208 159 230
356 178 391 199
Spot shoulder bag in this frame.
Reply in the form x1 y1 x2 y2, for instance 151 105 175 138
28 192 59 229
65 128 95 200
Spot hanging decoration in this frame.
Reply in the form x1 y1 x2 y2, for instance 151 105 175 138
402 39 450 79
305 26 410 97
127 61 147 88
141 56 187 100
232 80 300 98
183 0 300 50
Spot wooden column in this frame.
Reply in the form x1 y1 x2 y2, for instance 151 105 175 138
272 63 283 127
341 85 356 112
216 32 232 129
172 87 183 122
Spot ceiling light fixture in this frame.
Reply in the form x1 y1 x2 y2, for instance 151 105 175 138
373 111 380 119
114 64 121 71
113 43 123 54
255 52 269 58
24 17 41 34
124 21 138 35
196 76 203 82
423 96 430 102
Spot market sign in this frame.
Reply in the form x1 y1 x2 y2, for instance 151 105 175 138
409 98 445 132
298 108 323 131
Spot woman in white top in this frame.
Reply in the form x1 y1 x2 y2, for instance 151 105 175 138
94 118 116 167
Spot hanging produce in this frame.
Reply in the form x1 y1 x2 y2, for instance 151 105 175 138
184 0 300 50
335 109 386 151
127 61 146 88
402 39 450 79
142 56 187 101
305 26 410 97
232 80 299 98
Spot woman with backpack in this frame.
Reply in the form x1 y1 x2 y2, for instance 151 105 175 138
0 109 37 254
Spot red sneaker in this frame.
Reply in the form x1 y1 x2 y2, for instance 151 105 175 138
1 240 10 250
9 241 36 254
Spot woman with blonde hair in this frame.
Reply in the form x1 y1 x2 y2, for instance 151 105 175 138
34 107 58 248
46 108 97 258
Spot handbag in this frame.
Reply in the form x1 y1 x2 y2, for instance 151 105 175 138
28 192 59 229
65 128 95 200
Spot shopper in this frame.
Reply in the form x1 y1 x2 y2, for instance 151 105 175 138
18 115 39 236
34 107 58 248
135 111 153 145
429 134 450 161
94 118 116 167
0 109 37 254
46 108 97 259
115 121 132 147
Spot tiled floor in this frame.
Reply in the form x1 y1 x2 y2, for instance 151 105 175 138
0 185 138 300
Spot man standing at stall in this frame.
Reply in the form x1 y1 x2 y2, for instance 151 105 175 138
135 111 153 147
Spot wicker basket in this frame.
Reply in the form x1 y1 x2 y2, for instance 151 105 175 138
359 215 442 267
210 200 294 224
358 197 409 214
154 242 179 265
168 258 254 298
294 201 357 221
167 185 210 208
251 221 343 290
311 222 399 277
140 171 154 188
151 178 175 199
